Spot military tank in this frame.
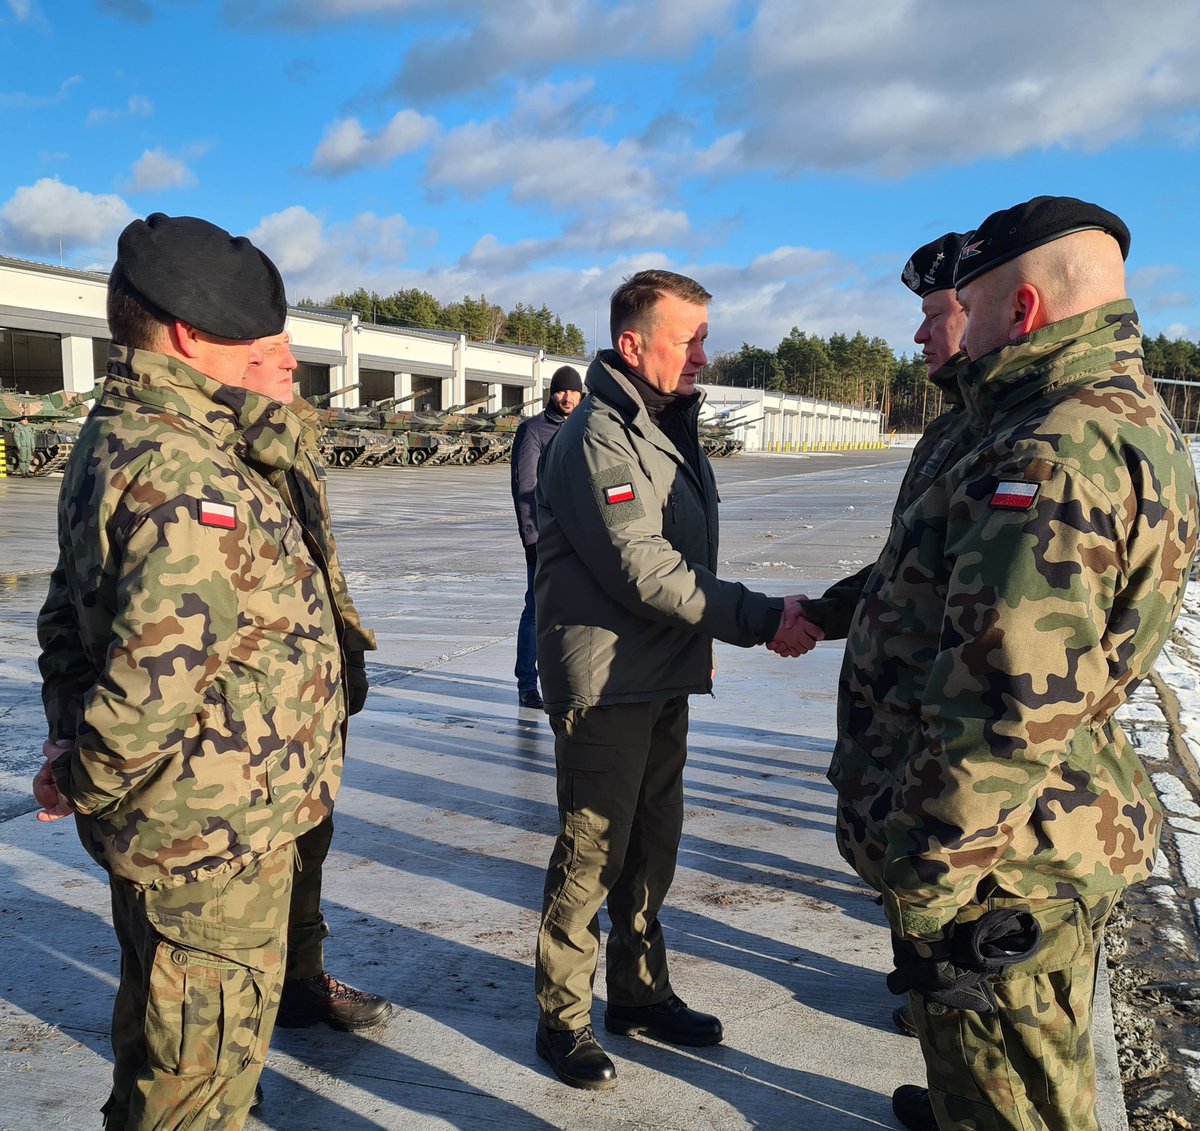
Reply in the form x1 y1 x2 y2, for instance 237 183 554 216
376 395 493 466
1 384 101 476
699 414 759 457
311 389 550 468
452 396 544 464
310 385 403 468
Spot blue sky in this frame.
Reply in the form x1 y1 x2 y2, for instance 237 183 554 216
2 0 1199 358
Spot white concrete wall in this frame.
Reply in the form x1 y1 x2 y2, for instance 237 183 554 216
702 386 885 452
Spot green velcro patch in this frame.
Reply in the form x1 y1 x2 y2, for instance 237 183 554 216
591 462 645 528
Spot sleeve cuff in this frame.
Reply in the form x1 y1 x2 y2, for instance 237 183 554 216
882 885 952 940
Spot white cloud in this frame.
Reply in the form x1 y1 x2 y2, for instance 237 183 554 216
98 0 154 22
310 109 438 175
459 207 691 274
0 178 134 255
0 74 79 110
716 0 1200 174
249 205 416 295
428 117 662 214
388 0 736 101
125 149 196 193
86 94 154 126
1130 264 1195 323
226 0 463 27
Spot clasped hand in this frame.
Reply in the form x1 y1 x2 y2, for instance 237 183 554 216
766 595 825 657
32 738 73 822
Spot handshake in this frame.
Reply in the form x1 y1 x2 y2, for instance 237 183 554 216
765 595 825 658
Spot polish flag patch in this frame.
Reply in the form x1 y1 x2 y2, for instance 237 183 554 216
198 500 238 529
990 481 1039 510
604 483 636 505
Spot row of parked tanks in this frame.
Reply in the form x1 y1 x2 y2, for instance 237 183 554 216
1 383 751 476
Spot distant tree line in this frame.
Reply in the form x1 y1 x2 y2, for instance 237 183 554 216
1144 333 1200 434
301 287 588 358
707 327 1200 433
705 329 938 432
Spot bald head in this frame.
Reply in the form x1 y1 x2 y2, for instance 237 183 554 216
957 229 1127 361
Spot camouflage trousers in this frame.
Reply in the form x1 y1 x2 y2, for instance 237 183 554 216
536 697 688 1030
908 891 1118 1131
287 814 335 980
102 844 294 1131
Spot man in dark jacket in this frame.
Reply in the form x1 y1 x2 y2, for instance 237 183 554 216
510 365 583 709
532 269 818 1091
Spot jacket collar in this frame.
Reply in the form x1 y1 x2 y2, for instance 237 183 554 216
586 349 706 428
104 344 305 472
929 352 969 405
960 300 1146 430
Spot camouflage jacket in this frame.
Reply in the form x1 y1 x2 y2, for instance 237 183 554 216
274 395 376 654
802 356 974 638
37 346 346 888
829 302 1198 939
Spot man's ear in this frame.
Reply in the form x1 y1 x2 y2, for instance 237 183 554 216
1011 283 1043 341
170 320 205 360
616 327 641 370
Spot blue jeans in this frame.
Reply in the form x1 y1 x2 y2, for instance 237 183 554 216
516 550 538 693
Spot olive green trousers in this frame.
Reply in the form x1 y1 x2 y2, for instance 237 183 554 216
536 696 688 1030
287 814 335 979
103 844 293 1131
910 892 1117 1131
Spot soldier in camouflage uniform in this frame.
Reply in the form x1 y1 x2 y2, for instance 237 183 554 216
12 414 35 475
32 213 346 1131
829 196 1199 1131
788 232 977 1044
243 332 393 1033
797 232 975 641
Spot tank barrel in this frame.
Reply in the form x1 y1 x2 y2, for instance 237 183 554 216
311 382 361 407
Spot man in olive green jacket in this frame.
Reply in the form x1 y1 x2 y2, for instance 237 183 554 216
533 269 816 1091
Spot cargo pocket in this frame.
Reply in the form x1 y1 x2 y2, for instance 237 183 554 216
926 896 1097 1123
985 896 1088 981
144 936 266 1078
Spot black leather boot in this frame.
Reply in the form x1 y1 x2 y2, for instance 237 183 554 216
604 993 723 1046
276 971 393 1032
536 1020 618 1090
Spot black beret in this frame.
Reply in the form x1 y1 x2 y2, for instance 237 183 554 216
954 195 1130 289
115 212 287 340
549 366 583 394
900 232 967 297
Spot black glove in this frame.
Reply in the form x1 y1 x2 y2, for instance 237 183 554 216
887 909 1042 1015
345 650 369 715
